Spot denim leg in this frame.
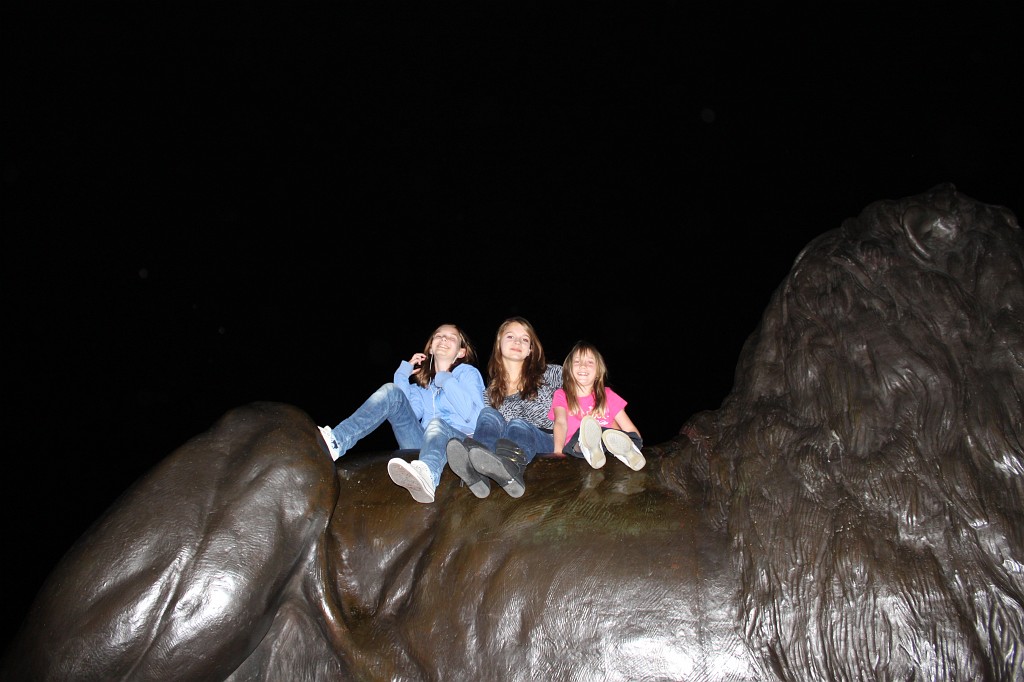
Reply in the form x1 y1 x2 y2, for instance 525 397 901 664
329 383 424 457
420 418 465 486
472 407 506 450
533 428 555 458
504 419 553 464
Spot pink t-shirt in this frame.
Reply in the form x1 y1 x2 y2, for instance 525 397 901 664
548 388 627 441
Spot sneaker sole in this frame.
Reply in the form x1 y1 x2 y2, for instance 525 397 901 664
616 451 646 471
579 419 606 469
318 426 342 461
602 431 646 471
446 440 491 498
387 460 435 503
468 447 525 498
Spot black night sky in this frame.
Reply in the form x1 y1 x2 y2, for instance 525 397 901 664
3 2 1021 647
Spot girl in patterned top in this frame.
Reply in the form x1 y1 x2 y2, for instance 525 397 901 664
446 317 562 498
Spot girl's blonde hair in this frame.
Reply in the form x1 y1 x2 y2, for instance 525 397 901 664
561 340 609 417
412 323 477 389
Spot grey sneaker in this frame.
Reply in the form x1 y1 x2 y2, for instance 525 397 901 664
578 416 606 469
318 425 342 461
601 430 646 471
388 458 436 503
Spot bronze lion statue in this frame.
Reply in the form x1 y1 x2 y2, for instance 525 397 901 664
3 183 1021 681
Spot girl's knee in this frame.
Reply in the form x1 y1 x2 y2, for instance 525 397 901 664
374 382 400 399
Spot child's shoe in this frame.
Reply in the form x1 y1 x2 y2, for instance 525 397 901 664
388 458 436 503
601 430 646 471
446 437 491 498
471 439 527 498
578 416 606 469
318 425 342 461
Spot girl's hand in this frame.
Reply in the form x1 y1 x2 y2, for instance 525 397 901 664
409 352 427 375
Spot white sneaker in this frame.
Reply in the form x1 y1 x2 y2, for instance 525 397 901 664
602 430 646 471
578 416 606 469
388 458 436 503
318 425 342 461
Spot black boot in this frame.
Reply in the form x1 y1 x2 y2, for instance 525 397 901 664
469 438 527 498
446 437 491 498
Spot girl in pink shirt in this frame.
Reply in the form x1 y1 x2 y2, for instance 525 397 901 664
548 340 645 470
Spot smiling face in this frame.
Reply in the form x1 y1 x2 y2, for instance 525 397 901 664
429 324 466 366
498 321 532 363
570 349 598 394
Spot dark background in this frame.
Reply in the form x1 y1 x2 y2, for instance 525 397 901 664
3 1 1021 649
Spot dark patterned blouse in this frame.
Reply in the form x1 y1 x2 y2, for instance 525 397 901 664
485 364 563 432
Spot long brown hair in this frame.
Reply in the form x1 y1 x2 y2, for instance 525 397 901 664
561 340 609 417
485 316 548 407
412 323 477 389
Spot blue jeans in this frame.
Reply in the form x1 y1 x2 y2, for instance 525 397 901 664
472 406 553 464
326 383 462 486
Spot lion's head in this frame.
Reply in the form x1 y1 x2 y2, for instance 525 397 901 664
684 183 1024 680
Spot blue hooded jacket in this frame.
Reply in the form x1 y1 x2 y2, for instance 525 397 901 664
393 360 485 436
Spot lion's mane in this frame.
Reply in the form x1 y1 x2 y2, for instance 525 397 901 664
683 183 1024 680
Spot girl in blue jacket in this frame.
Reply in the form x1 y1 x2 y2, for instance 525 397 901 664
319 323 485 503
